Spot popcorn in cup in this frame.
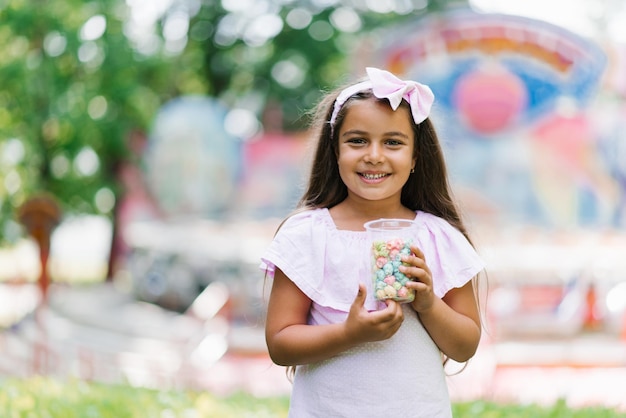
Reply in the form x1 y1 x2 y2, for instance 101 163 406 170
364 218 418 303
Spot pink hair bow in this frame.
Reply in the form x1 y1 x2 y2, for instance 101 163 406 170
329 67 434 127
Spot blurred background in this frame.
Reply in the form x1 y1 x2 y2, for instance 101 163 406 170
1 0 625 412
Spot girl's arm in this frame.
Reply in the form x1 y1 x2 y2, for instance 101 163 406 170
401 246 481 363
265 267 405 366
416 281 480 362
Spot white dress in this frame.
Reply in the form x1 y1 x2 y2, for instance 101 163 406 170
261 209 485 417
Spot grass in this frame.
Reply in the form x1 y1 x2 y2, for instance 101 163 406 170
453 400 626 417
0 377 288 418
0 377 624 417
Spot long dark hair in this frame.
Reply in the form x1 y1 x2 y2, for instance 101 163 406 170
298 85 473 245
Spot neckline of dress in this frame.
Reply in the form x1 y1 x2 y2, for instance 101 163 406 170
320 207 422 234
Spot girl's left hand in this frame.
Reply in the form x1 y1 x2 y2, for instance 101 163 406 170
399 245 435 313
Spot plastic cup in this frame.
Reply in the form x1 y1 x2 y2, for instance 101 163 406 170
364 218 418 303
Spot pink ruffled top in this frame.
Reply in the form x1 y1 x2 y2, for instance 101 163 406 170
261 208 484 325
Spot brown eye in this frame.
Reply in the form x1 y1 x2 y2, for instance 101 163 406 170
385 138 406 147
346 138 366 144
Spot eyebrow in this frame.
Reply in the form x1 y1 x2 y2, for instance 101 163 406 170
341 129 410 139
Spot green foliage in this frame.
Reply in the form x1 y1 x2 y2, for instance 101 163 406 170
0 377 290 418
0 377 624 417
0 0 207 244
0 0 467 246
192 3 427 132
452 400 626 418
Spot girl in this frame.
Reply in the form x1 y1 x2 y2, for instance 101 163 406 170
261 67 485 417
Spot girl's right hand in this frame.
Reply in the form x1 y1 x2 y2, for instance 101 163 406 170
344 283 404 344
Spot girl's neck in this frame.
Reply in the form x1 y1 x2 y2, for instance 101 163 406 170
329 198 415 231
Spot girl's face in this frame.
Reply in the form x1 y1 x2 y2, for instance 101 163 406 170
337 99 416 205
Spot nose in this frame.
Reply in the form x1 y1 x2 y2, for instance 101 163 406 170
364 143 383 164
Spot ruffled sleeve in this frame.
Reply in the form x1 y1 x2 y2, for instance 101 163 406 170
260 209 374 312
259 210 322 286
415 212 485 298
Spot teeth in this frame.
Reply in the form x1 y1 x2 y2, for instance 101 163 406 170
362 173 386 179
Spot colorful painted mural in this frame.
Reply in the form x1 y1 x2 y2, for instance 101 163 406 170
370 10 622 229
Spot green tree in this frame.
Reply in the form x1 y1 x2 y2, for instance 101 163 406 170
192 0 465 131
0 0 207 246
0 0 466 248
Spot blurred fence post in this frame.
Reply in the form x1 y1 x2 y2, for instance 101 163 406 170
17 193 62 374
17 193 62 305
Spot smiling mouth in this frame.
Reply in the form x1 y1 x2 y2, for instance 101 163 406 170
360 173 389 180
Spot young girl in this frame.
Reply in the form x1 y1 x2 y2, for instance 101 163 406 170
261 67 485 417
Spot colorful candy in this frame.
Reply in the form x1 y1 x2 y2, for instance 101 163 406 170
371 238 415 302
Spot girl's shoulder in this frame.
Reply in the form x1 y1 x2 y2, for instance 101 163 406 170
414 211 484 297
414 210 468 242
280 207 334 233
415 210 451 228
415 210 453 227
